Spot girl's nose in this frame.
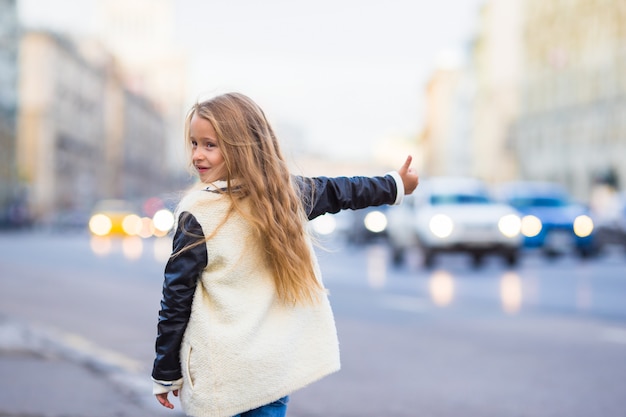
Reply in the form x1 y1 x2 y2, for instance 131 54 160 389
192 148 204 161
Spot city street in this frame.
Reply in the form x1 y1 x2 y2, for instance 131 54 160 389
1 230 625 417
3 1 626 417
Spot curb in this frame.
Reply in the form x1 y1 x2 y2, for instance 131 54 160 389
0 315 180 416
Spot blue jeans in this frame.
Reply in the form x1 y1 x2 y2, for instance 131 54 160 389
233 396 289 417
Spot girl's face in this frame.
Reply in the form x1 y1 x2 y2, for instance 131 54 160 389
189 113 227 183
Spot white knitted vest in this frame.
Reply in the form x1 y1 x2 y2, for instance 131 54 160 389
177 188 340 417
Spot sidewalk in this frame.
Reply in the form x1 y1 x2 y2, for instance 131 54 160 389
0 315 185 417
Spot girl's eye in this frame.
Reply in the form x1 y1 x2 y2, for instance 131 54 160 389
191 140 198 147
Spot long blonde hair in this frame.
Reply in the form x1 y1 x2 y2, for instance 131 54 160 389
183 92 322 305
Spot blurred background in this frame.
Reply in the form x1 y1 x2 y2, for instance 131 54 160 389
1 0 625 232
1 1 626 417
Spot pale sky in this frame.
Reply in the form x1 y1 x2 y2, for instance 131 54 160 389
19 0 485 163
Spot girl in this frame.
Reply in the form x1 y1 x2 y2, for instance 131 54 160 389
152 92 418 417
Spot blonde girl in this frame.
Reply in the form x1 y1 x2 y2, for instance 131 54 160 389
152 92 418 417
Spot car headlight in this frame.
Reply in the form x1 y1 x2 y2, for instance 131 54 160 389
122 214 142 235
429 214 453 238
153 209 175 233
141 217 156 238
573 215 593 237
498 214 522 238
521 215 542 237
311 214 337 235
364 211 387 233
89 214 113 236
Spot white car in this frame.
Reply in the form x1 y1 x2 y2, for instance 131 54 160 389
387 177 523 268
593 189 626 254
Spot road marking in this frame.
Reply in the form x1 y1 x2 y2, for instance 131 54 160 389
0 318 142 373
380 295 430 313
56 330 143 373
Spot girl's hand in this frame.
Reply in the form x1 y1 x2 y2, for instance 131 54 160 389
156 390 179 409
398 155 419 195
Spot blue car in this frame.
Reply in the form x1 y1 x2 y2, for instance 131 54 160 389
496 182 596 258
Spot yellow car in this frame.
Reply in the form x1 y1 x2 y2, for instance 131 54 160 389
88 199 140 237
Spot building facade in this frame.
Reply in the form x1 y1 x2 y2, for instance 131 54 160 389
0 0 21 226
511 0 626 199
17 31 108 224
95 0 188 178
121 90 168 199
420 51 475 178
471 0 523 184
16 31 169 225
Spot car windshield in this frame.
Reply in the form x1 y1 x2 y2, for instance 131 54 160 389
509 197 565 208
430 194 490 205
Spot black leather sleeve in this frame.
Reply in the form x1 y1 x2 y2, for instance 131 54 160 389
296 175 398 220
152 211 207 381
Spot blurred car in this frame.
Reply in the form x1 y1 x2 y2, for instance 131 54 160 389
495 181 596 258
343 205 390 244
308 210 351 240
308 206 390 245
592 189 626 253
88 199 141 237
387 177 522 268
89 198 176 238
51 208 91 231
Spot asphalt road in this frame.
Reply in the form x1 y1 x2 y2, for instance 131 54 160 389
1 230 625 417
